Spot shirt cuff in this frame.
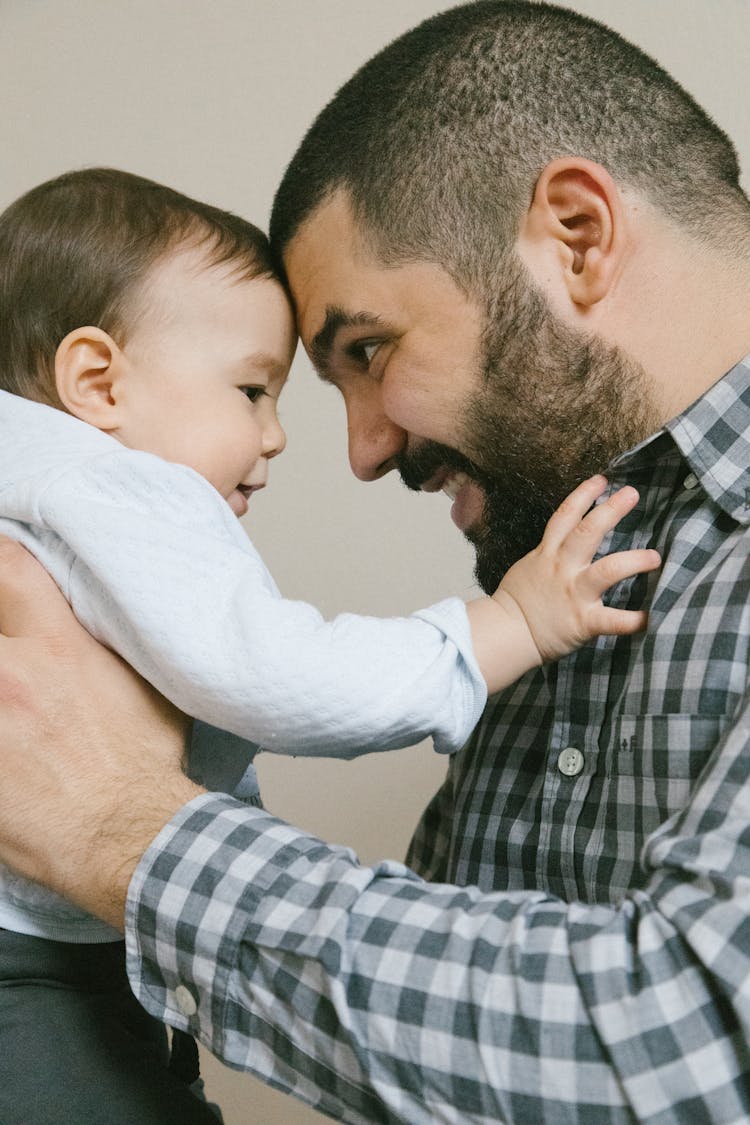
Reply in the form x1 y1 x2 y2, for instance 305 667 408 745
124 792 306 1054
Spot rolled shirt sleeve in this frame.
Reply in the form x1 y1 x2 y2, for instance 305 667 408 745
126 692 750 1124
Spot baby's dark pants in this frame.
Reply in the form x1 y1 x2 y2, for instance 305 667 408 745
0 929 224 1124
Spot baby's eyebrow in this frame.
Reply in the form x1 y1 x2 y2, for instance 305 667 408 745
239 351 289 380
309 307 384 378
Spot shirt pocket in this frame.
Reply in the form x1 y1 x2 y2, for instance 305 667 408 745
602 713 728 829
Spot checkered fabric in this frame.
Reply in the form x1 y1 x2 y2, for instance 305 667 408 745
127 358 750 1122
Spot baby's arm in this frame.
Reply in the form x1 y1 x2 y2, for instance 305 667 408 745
0 391 483 757
26 448 485 757
466 475 660 694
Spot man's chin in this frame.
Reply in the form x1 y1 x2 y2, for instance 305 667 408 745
465 526 504 594
464 493 553 594
456 516 494 593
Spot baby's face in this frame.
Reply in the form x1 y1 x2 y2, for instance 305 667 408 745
116 247 296 516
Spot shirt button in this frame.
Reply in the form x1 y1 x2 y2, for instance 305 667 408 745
683 472 699 490
558 747 585 777
174 984 198 1017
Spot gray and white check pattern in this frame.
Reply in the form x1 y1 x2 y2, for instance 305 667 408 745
127 357 750 1123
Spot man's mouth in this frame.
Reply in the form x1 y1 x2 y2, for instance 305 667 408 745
440 470 471 501
397 441 488 533
419 468 485 532
417 467 467 495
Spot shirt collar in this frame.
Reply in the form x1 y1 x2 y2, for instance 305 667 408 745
610 354 750 525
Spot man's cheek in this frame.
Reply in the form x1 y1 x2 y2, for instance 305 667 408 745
381 377 452 442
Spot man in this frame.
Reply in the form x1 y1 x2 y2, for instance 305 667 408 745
1 2 750 1121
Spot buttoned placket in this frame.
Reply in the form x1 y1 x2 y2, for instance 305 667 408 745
538 465 665 900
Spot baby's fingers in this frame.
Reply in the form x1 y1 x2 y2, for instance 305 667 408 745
540 475 610 549
593 606 650 637
553 484 642 564
585 548 661 599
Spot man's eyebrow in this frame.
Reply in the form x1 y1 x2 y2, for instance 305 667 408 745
309 307 384 376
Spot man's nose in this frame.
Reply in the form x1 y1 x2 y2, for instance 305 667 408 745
345 391 406 481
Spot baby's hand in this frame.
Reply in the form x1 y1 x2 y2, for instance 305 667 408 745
496 474 660 664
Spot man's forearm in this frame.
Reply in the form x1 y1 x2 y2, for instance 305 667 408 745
75 773 205 929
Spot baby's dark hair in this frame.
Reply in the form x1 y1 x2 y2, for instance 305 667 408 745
0 167 278 407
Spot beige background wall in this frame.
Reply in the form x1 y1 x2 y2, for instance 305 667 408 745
1 2 748 1122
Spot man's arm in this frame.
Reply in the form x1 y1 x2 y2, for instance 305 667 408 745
126 736 750 1123
1 537 749 1122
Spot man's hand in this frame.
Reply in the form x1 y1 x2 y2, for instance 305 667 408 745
0 537 203 928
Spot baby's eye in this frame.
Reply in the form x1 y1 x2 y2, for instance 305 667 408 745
241 386 266 403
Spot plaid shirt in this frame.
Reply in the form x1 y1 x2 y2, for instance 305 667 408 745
127 357 750 1123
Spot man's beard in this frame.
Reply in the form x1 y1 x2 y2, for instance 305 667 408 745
398 254 660 593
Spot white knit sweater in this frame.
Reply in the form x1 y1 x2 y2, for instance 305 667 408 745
0 390 485 941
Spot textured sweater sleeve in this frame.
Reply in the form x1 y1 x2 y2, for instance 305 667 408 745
16 446 486 757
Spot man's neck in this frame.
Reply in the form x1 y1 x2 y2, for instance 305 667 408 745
607 214 750 425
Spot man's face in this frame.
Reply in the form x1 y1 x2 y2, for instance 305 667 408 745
285 191 658 592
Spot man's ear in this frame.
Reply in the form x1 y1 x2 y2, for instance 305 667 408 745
54 327 126 430
519 157 626 308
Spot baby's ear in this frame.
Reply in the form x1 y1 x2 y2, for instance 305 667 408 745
54 327 125 430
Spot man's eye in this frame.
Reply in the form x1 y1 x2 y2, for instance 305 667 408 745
241 386 265 403
348 340 381 368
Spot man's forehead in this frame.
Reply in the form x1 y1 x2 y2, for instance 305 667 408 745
284 187 363 257
283 193 482 359
283 192 375 327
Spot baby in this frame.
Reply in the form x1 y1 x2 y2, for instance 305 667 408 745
0 168 658 1122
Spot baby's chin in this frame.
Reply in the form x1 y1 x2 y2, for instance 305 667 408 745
226 488 248 518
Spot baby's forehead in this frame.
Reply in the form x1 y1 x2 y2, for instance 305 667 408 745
132 241 291 320
124 241 296 368
144 238 271 292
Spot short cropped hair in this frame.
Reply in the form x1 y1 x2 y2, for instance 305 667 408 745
0 167 276 406
270 0 749 294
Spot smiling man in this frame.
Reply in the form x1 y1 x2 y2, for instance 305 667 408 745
1 2 750 1122
280 187 660 591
